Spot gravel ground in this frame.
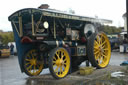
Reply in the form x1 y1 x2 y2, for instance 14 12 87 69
27 65 128 85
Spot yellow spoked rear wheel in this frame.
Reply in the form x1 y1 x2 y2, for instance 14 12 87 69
49 47 70 79
23 49 43 76
87 32 111 68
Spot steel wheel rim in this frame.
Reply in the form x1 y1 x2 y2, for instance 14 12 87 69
24 49 43 75
94 33 111 67
52 48 70 78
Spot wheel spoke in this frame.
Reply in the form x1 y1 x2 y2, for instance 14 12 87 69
94 45 99 49
31 55 35 60
63 59 66 62
97 36 101 44
94 49 99 55
25 59 31 61
95 52 100 60
60 66 63 73
95 40 99 46
54 66 59 72
102 44 107 49
100 57 104 64
25 62 30 66
37 64 40 68
100 36 103 44
101 53 107 59
53 56 57 61
97 59 100 64
33 65 36 73
30 51 34 59
98 56 103 64
53 65 56 68
62 64 66 69
35 64 37 70
26 54 31 58
27 64 33 70
64 63 67 67
56 52 60 59
29 54 33 59
61 52 64 60
53 60 56 63
100 35 103 43
101 39 106 44
103 48 109 51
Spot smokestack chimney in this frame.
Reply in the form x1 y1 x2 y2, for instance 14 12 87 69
38 4 49 9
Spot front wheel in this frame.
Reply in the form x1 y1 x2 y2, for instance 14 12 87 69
49 47 70 79
23 49 43 76
87 32 111 68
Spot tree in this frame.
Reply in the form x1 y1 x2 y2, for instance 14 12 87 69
0 32 14 45
102 25 122 34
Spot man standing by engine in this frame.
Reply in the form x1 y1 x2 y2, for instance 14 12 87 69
10 43 14 55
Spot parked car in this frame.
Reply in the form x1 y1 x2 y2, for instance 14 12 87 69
0 44 10 57
107 34 120 50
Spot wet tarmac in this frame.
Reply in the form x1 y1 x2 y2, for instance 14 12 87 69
110 51 128 66
0 52 128 85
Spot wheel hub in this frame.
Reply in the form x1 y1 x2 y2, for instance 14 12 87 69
99 46 104 53
31 59 36 65
56 59 63 66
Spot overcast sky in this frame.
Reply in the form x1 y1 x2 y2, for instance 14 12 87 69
0 0 126 31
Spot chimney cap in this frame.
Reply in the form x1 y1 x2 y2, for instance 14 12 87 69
38 4 49 9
